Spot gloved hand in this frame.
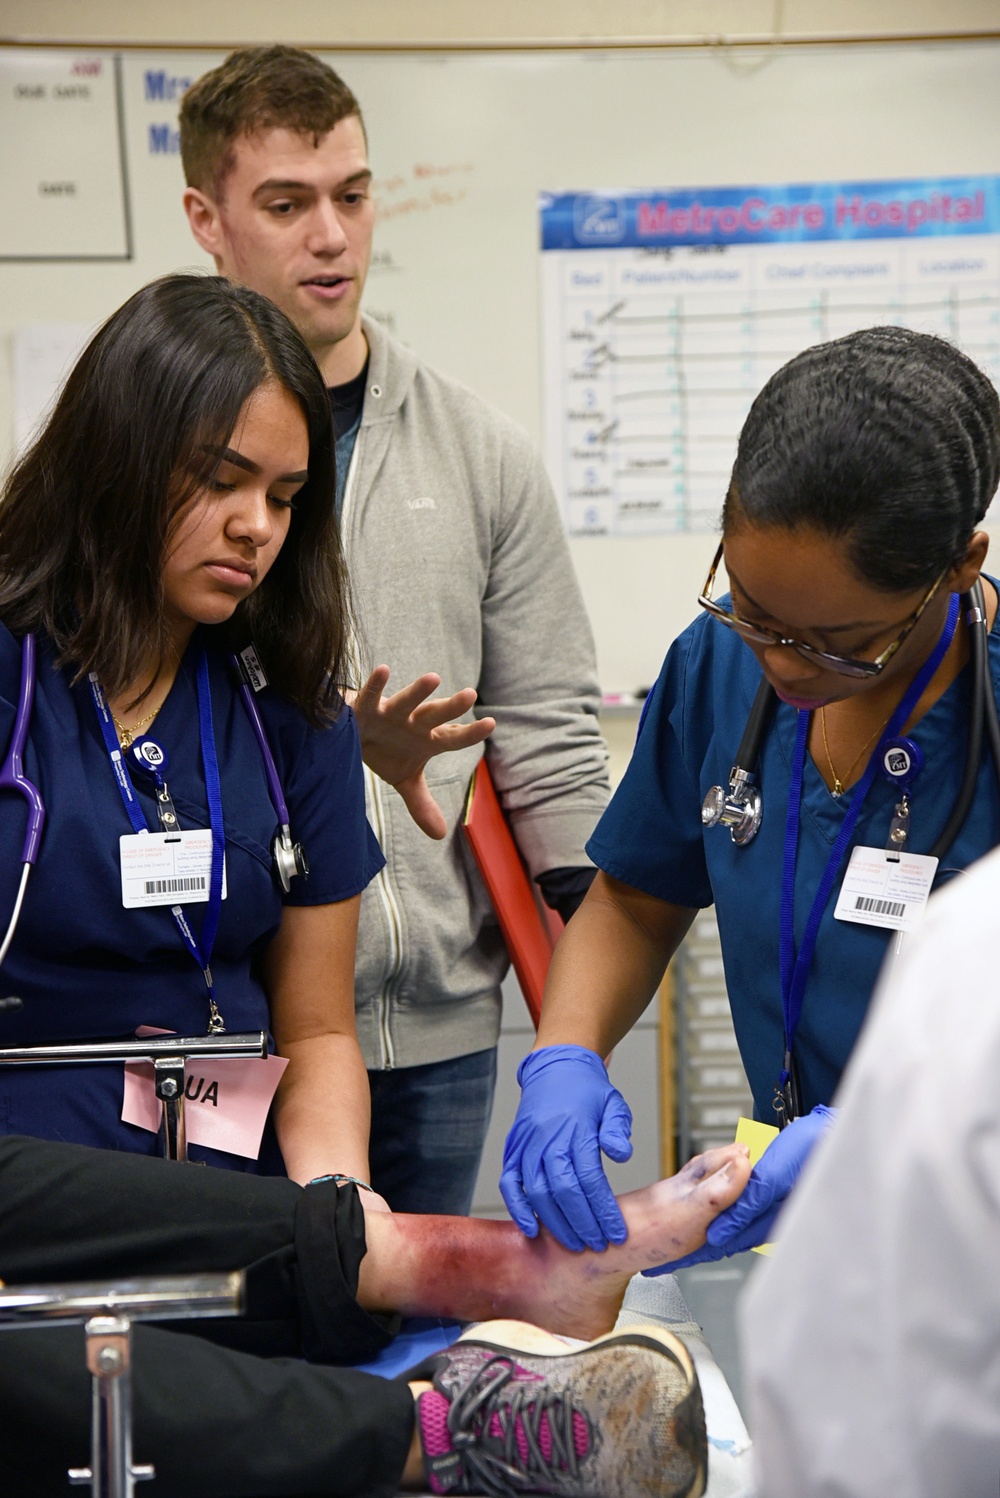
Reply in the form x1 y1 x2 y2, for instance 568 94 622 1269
643 1104 837 1275
500 1044 633 1253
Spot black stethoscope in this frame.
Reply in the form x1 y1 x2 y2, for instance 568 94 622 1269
701 580 1000 859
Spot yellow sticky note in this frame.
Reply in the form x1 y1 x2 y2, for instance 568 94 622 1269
735 1116 779 1256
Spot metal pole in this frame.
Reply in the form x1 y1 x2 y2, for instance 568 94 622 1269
68 1316 154 1497
0 1272 243 1496
153 1056 187 1161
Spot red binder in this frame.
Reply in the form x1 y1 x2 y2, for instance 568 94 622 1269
462 759 563 1028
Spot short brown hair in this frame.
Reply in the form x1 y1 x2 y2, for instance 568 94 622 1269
180 45 364 197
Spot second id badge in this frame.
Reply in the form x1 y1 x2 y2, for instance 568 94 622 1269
833 845 937 934
120 830 228 909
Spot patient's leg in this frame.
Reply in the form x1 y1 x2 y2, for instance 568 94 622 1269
359 1142 750 1341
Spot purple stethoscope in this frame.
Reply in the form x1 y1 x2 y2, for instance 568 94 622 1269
230 646 309 892
0 635 45 969
0 634 307 970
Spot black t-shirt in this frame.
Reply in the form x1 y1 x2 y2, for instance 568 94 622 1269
328 360 369 442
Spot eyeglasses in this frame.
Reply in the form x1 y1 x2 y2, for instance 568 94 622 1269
697 542 948 679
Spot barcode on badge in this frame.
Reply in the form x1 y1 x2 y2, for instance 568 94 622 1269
143 877 207 895
854 894 905 919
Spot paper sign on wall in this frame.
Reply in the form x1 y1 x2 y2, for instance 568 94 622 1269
540 174 1000 537
121 1027 286 1160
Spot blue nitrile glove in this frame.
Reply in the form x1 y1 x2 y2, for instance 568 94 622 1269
500 1044 633 1253
643 1104 838 1275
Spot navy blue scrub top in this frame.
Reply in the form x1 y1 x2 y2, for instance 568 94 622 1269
587 592 1000 1120
0 626 385 1171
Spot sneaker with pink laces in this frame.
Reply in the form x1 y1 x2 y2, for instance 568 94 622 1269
411 1318 706 1497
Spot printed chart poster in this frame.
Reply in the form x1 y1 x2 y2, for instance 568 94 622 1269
0 50 130 260
540 176 1000 536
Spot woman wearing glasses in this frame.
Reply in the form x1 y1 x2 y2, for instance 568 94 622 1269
500 325 1000 1262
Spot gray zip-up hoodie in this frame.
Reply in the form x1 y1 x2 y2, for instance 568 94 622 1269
343 317 610 1070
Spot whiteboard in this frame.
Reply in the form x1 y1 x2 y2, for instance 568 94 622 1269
1 41 999 692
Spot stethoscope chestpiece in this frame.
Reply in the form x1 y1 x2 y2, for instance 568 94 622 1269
272 826 309 893
701 769 763 847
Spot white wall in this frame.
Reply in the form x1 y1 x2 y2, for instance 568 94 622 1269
3 0 999 47
4 2 997 1209
3 36 1000 691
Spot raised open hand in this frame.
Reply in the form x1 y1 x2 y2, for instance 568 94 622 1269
348 666 496 839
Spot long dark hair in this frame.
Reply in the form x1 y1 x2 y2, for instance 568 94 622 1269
0 274 348 722
723 326 1000 591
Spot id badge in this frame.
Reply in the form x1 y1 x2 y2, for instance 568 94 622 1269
833 846 937 933
120 830 228 909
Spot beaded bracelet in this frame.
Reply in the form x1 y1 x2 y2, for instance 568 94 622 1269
308 1172 375 1193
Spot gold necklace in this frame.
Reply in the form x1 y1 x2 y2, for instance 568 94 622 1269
111 702 163 750
820 706 891 799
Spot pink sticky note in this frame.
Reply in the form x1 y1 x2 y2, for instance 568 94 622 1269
121 1028 288 1160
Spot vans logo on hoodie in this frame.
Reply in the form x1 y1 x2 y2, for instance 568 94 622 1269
406 496 437 510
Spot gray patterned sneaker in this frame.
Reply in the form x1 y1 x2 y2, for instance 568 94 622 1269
411 1317 706 1497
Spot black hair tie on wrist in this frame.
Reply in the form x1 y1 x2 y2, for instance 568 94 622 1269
307 1172 374 1192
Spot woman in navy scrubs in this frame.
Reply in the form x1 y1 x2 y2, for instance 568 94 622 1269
0 274 385 1179
501 326 1000 1258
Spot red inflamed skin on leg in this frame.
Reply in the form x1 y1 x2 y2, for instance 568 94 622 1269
361 1142 751 1340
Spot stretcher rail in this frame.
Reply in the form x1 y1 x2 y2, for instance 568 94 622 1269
0 1030 267 1064
0 1030 269 1160
0 1272 244 1498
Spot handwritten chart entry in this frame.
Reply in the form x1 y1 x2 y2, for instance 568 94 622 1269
540 176 1000 537
0 51 130 260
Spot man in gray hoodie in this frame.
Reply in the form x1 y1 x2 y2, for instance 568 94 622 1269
180 46 610 1214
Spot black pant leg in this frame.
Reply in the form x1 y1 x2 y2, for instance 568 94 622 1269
0 1322 414 1498
0 1134 301 1280
0 1135 398 1362
0 1137 414 1496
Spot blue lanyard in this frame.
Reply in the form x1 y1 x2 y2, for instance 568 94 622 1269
89 643 227 1033
778 593 960 1096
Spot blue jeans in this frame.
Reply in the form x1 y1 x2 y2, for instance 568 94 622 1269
367 1046 498 1215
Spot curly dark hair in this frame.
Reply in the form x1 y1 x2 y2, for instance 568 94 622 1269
0 274 349 723
723 326 1000 591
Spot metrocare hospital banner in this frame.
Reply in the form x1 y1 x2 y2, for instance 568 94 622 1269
539 175 1000 537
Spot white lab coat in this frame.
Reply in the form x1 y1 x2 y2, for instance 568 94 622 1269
742 844 1000 1498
